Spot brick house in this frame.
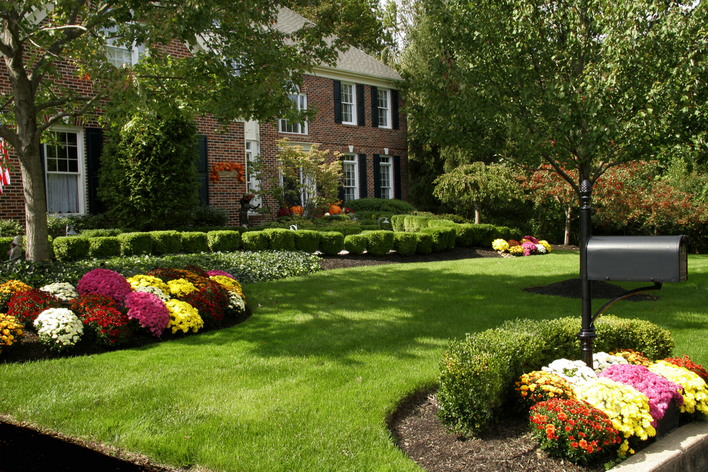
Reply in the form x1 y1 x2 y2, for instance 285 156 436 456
0 7 406 227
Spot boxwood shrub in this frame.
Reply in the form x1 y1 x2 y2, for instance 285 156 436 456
241 231 269 251
181 232 209 254
344 234 367 255
53 236 90 262
263 228 296 251
294 230 320 253
319 231 344 255
420 227 455 252
207 230 241 252
150 231 182 255
362 230 394 256
415 232 433 254
80 229 123 238
437 315 675 438
393 232 417 256
118 232 153 256
391 214 406 233
0 236 15 258
88 236 121 259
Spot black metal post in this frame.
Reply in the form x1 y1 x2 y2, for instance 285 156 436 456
578 179 596 368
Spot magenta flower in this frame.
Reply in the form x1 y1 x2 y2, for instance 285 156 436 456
523 235 539 244
124 291 170 337
206 270 237 280
599 363 684 426
76 269 132 308
522 241 537 256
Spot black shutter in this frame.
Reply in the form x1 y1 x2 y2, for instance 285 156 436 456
358 154 367 198
333 80 342 124
373 154 381 198
338 154 345 202
196 135 209 206
86 127 104 214
393 155 401 199
357 84 365 126
370 86 378 127
391 90 400 130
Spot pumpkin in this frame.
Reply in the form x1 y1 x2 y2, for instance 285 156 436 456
329 204 341 215
291 205 304 216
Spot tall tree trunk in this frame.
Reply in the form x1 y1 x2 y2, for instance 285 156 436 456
564 206 572 246
17 143 51 262
474 200 481 224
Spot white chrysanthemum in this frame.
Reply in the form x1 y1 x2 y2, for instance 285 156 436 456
33 308 83 350
134 285 169 302
593 351 628 373
40 282 79 302
543 358 598 384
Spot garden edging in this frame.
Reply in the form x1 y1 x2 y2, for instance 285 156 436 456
610 419 708 472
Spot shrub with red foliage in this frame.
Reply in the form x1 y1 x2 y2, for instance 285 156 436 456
7 289 62 325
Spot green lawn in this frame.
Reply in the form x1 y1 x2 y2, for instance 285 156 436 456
2 251 707 471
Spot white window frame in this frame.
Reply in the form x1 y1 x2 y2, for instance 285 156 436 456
342 154 359 202
279 90 308 135
379 155 392 199
377 89 391 129
341 83 357 125
245 140 261 211
44 127 86 215
105 27 145 68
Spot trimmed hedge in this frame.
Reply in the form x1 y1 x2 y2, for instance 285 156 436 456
263 228 296 251
88 236 121 259
391 214 406 233
181 232 209 254
437 315 675 437
207 231 242 252
319 232 344 255
294 230 320 253
415 232 433 254
420 227 455 252
53 236 90 262
393 232 417 256
362 230 394 256
346 197 416 214
118 232 153 256
344 234 367 255
241 231 269 251
150 231 182 255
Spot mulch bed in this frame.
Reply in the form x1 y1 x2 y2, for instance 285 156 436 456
1 246 654 472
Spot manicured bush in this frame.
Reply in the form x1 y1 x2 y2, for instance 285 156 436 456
0 236 15 258
0 219 24 237
359 224 380 232
393 232 418 256
391 214 406 232
362 230 394 256
319 232 344 255
118 232 153 256
318 226 362 236
407 216 433 232
207 231 242 252
346 198 416 214
181 232 209 254
420 227 454 252
294 230 320 253
88 237 121 259
344 234 367 255
454 224 477 247
415 232 433 254
241 231 269 251
53 236 90 262
263 228 296 251
81 229 123 238
150 231 182 255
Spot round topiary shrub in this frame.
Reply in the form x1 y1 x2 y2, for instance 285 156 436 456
319 231 344 255
393 232 418 256
363 230 394 256
344 234 367 255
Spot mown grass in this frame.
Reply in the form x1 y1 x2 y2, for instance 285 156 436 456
1 251 707 471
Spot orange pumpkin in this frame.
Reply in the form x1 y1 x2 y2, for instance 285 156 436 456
291 205 304 216
329 204 341 215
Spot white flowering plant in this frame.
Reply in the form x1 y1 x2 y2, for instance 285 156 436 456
40 282 79 303
33 308 84 351
543 358 598 384
593 352 628 373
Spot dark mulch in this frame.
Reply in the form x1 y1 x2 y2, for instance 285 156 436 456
1 246 653 472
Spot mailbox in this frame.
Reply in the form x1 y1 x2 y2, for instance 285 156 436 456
586 235 688 283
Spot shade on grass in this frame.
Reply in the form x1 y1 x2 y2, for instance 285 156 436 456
1 252 707 471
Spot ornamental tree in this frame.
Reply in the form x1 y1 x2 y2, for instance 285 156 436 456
0 1 340 261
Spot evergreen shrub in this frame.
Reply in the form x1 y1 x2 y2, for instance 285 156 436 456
391 215 406 232
181 232 209 253
346 198 415 214
118 232 153 256
344 234 367 255
393 232 417 256
88 237 121 259
294 230 320 253
263 228 296 251
415 233 433 254
53 237 90 262
207 231 241 252
362 230 394 256
319 232 344 255
150 231 182 255
241 231 269 251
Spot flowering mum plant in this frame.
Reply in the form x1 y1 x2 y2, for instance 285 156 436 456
210 275 244 299
69 293 118 316
530 398 621 464
492 237 551 256
573 377 656 450
508 239 520 247
126 275 170 295
133 285 169 302
648 361 708 417
521 241 537 256
522 235 539 244
535 243 547 254
80 306 132 347
539 240 552 253
543 359 597 384
7 289 61 325
516 371 575 409
225 291 246 313
182 288 224 328
206 269 237 280
124 291 170 337
599 364 683 427
167 278 199 298
33 308 83 351
610 348 651 366
0 313 24 353
509 245 525 256
147 268 208 289
40 282 79 303
593 352 628 372
0 280 32 310
165 299 203 334
76 268 132 307
664 355 708 384
492 239 509 252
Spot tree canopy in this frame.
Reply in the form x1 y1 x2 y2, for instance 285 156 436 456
0 0 341 260
402 0 708 195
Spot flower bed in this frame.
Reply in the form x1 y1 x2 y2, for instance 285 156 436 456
517 351 708 465
492 235 552 256
0 265 248 354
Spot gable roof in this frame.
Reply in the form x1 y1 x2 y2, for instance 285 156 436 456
275 7 402 84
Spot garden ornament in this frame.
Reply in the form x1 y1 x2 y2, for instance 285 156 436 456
8 235 23 262
66 225 78 235
239 194 260 227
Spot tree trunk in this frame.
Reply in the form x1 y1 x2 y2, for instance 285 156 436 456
474 200 481 224
564 206 572 246
18 144 51 262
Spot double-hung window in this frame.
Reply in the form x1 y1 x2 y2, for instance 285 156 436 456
379 156 393 199
342 154 359 201
341 83 356 125
279 91 308 135
245 140 261 209
377 89 391 129
44 130 85 214
105 27 145 68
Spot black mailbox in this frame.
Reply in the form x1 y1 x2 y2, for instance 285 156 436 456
586 235 688 283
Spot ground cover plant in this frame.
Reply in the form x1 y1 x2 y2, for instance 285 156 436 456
1 251 707 471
